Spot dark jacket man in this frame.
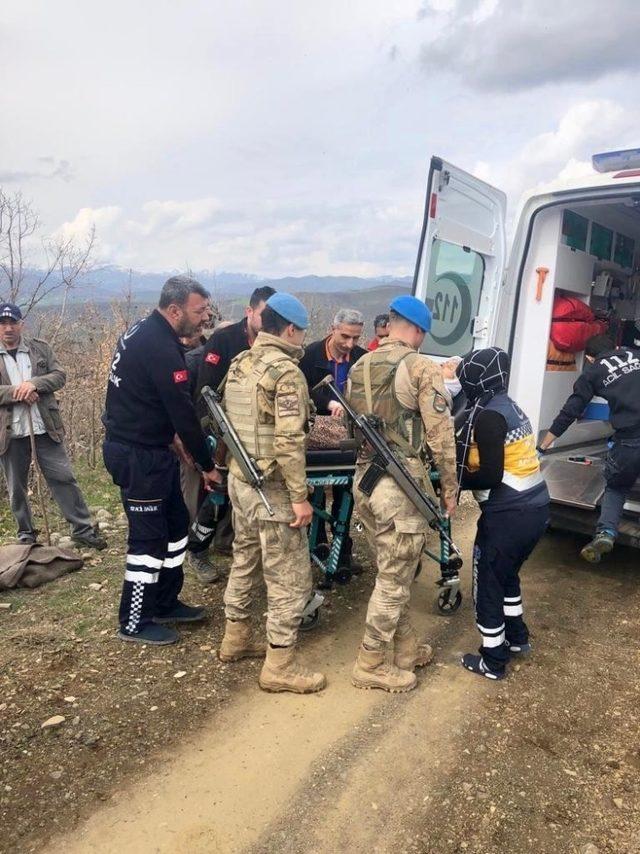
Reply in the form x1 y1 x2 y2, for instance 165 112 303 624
299 309 367 415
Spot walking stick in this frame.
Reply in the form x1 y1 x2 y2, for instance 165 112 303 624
26 407 52 546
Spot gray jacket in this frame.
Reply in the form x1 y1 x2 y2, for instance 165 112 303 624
0 336 66 455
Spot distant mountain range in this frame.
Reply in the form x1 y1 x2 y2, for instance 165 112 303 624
81 266 413 302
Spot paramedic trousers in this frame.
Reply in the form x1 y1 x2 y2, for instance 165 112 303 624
103 441 189 634
599 436 640 536
473 505 549 672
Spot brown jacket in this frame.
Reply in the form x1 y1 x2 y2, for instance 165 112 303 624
0 336 66 455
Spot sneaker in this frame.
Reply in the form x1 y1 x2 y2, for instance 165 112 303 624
154 601 207 624
580 531 615 564
18 534 37 545
506 641 532 656
187 552 220 584
72 525 107 550
118 624 179 645
461 653 505 681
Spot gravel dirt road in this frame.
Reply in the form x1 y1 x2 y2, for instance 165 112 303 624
34 503 640 854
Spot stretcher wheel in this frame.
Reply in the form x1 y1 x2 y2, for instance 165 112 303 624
437 589 462 614
313 543 331 561
335 566 352 585
299 608 320 631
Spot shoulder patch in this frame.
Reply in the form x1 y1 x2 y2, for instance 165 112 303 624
205 352 221 365
277 392 300 417
173 370 188 384
433 391 448 413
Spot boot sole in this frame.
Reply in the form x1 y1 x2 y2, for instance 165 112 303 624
218 650 265 662
351 676 417 693
581 542 613 563
258 680 326 694
117 630 178 646
154 615 207 624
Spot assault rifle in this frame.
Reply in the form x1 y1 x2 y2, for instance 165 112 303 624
314 375 462 564
200 385 275 517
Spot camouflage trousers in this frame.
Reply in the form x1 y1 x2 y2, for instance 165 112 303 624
224 473 312 647
354 463 431 651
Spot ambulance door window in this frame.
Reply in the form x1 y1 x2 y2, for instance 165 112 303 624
420 238 485 358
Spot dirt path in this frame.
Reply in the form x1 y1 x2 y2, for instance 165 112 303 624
41 517 640 854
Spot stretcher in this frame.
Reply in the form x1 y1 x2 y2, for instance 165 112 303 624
302 447 463 628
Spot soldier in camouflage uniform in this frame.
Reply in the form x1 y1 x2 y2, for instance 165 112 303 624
347 295 457 693
218 293 326 694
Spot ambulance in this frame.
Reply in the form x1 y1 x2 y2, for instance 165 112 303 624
413 148 640 547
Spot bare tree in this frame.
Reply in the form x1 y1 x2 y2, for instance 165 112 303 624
0 188 95 326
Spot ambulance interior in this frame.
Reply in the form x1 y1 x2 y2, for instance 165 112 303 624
511 195 640 529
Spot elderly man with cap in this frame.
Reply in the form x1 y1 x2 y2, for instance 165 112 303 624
218 292 326 694
0 302 105 547
346 295 457 693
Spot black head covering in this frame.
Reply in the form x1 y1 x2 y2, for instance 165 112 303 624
455 348 510 494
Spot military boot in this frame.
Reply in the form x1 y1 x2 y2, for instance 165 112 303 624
218 620 266 662
258 645 326 694
394 626 433 671
352 645 417 693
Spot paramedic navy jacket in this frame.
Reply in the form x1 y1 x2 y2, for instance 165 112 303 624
104 310 214 471
549 347 640 440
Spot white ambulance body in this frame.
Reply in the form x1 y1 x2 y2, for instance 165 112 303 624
413 151 640 546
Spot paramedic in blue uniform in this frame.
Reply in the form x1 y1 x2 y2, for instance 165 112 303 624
539 334 640 563
103 276 219 645
456 348 550 681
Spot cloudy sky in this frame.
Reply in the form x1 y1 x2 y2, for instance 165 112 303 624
1 0 639 276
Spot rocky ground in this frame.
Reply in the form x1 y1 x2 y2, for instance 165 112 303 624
1 465 639 854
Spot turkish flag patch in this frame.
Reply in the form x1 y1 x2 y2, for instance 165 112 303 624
173 370 188 383
205 352 221 365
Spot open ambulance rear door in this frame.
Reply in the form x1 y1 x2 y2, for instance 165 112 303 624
413 157 507 359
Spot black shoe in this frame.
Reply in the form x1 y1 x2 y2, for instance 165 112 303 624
461 653 505 681
18 534 37 545
118 624 179 645
506 640 532 656
72 525 107 550
154 602 207 624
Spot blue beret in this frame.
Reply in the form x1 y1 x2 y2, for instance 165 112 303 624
389 295 432 333
266 293 309 330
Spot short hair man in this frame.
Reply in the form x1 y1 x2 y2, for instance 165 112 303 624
0 302 106 548
103 276 218 645
219 292 326 693
196 285 276 401
539 334 640 562
298 308 367 569
367 313 390 351
299 308 367 418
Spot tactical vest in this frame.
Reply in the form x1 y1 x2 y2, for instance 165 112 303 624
467 392 548 510
224 347 295 461
348 344 423 457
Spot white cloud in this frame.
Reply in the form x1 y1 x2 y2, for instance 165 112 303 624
419 0 640 91
473 99 638 207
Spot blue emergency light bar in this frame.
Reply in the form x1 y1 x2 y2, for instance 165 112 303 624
592 148 640 173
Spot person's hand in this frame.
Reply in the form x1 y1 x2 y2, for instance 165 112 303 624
12 381 37 402
328 400 345 419
202 467 224 491
171 434 195 469
25 390 39 405
442 495 457 518
290 500 313 528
